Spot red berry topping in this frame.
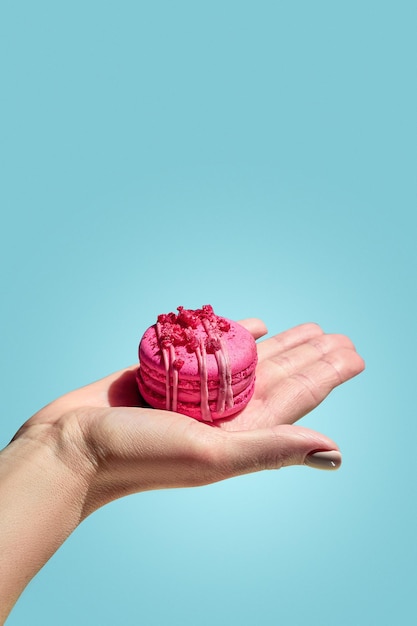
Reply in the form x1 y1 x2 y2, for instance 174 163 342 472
156 305 230 351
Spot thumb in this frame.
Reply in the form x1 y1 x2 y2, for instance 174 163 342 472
220 424 342 477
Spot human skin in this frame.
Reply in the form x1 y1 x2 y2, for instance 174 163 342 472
0 320 364 623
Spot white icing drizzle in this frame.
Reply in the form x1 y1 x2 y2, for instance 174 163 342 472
170 344 178 412
195 340 212 422
202 319 234 416
220 337 233 409
156 322 171 411
155 311 234 421
214 347 227 413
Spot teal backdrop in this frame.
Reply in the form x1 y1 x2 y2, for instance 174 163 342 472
1 1 416 624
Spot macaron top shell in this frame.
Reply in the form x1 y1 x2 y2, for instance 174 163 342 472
137 305 257 421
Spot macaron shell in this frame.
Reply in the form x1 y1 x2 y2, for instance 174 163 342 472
139 319 257 378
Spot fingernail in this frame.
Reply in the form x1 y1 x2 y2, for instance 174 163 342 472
304 450 342 470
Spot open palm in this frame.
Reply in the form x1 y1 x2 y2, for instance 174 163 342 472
218 319 363 431
20 319 364 515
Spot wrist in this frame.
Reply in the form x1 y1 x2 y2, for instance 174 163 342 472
10 408 97 499
0 411 98 620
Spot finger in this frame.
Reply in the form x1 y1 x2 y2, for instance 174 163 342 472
218 424 342 475
256 323 324 360
257 347 365 425
261 333 358 382
238 317 268 340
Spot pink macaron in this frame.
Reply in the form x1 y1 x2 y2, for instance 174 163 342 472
137 305 257 422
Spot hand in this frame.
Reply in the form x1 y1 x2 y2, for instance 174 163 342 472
1 319 364 620
15 319 364 517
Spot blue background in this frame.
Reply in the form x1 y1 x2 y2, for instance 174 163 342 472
1 1 416 624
